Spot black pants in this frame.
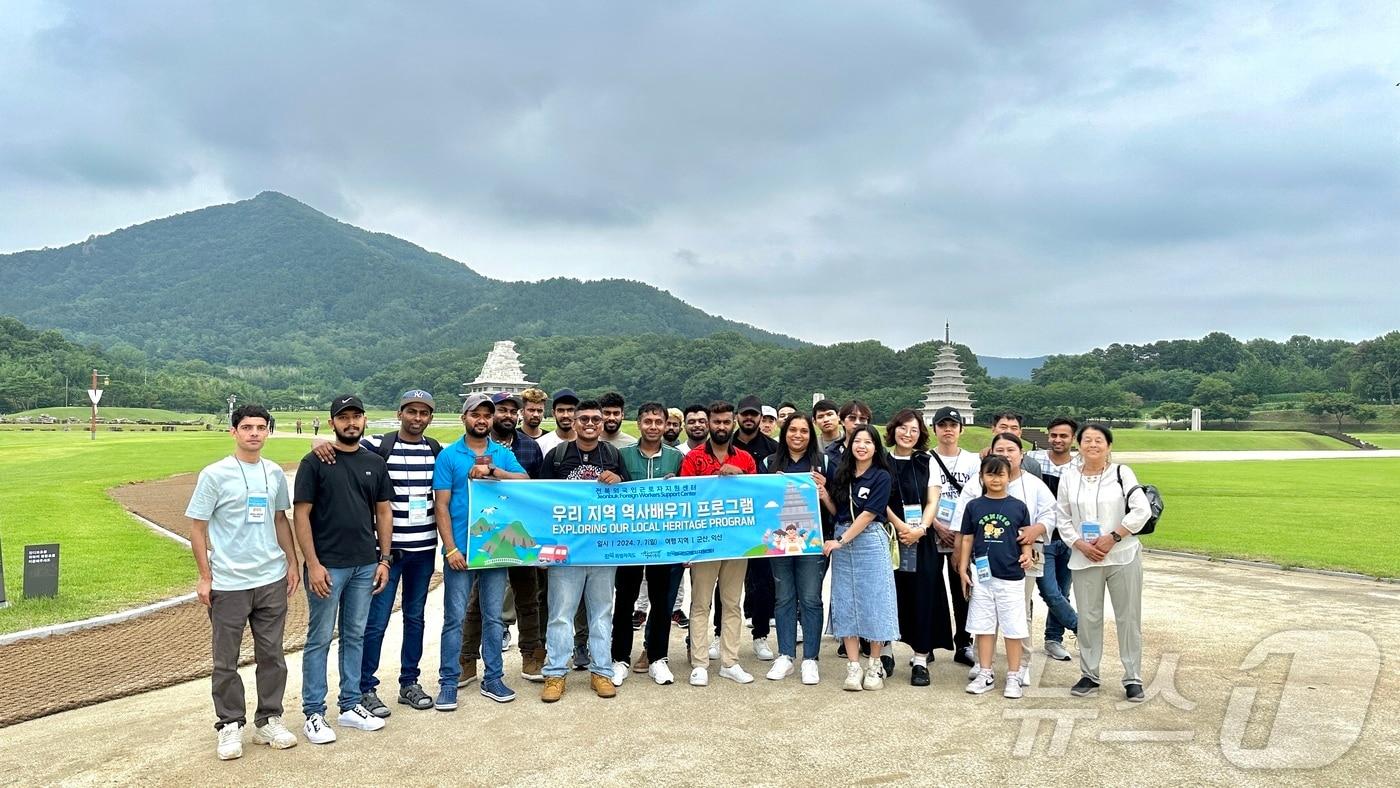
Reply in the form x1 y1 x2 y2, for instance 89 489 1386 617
612 564 683 663
743 560 774 639
946 550 971 649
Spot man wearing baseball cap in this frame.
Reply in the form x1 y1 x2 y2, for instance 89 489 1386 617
927 405 981 667
732 396 779 662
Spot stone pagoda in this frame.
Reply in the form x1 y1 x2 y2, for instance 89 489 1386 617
462 340 535 398
920 323 976 425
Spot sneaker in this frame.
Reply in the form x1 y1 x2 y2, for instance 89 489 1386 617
611 661 629 687
398 683 433 710
708 638 720 661
360 690 391 718
521 647 546 682
863 663 885 691
671 609 690 629
591 672 617 698
965 669 995 695
251 716 297 749
649 658 675 685
1018 664 1031 687
302 713 336 745
542 676 566 703
632 610 647 631
767 655 794 681
337 705 385 731
800 659 820 685
880 652 895 678
460 660 479 687
572 643 590 671
481 677 517 703
753 637 775 661
719 663 755 684
632 653 650 674
843 662 864 692
1125 683 1146 703
837 641 848 659
1045 640 1072 661
953 645 976 667
968 663 983 681
689 667 709 687
859 639 872 658
1004 673 1024 699
910 664 931 687
216 722 243 760
434 684 459 711
1070 677 1101 697
502 629 513 652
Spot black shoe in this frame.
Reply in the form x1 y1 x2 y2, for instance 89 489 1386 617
571 643 589 671
859 639 872 658
880 653 895 678
952 645 975 667
1125 683 1145 703
631 610 646 631
910 664 930 687
671 610 689 629
1070 677 1101 697
836 641 847 659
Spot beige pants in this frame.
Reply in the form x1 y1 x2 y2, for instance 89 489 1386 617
1071 552 1143 685
688 559 748 669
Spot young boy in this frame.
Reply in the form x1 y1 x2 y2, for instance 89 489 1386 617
957 455 1033 699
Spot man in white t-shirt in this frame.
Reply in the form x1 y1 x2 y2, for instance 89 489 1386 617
926 406 981 667
1025 417 1081 661
535 388 579 456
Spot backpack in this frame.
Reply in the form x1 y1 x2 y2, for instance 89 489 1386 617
1117 465 1163 535
545 440 621 477
374 431 443 461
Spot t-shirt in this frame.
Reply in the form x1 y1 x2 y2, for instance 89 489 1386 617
816 429 844 453
733 431 779 465
432 437 528 553
828 465 892 538
535 430 570 457
540 441 629 482
620 443 684 481
928 448 980 553
362 433 437 553
1026 450 1080 498
950 471 1056 576
294 447 393 569
960 495 1030 581
679 443 758 477
602 431 639 448
185 457 291 591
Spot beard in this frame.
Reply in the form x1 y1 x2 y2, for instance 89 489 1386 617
467 423 491 439
710 428 732 444
492 420 515 439
333 425 361 444
663 428 680 442
603 419 621 435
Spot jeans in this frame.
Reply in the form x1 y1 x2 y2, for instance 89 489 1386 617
361 549 435 692
771 554 826 661
302 563 376 717
544 566 616 678
1037 539 1078 643
440 566 508 687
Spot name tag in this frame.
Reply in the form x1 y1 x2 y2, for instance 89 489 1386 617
246 494 268 524
903 504 922 526
1082 521 1101 541
935 495 956 525
974 555 991 582
408 496 430 525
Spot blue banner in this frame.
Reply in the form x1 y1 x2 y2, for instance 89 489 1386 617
465 473 824 567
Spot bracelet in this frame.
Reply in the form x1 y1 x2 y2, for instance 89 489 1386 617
444 547 460 559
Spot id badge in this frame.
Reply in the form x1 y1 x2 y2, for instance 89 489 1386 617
974 555 991 583
408 496 430 526
1082 521 1101 541
903 504 922 526
935 495 956 525
246 494 268 524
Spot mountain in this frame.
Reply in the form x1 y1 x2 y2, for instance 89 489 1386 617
978 355 1048 380
0 192 802 382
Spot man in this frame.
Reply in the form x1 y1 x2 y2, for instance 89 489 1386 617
539 400 631 702
519 387 548 440
681 404 710 454
432 393 528 710
926 405 981 668
759 405 779 438
460 392 547 685
732 395 779 661
1026 416 1081 662
295 418 303 435
599 391 639 448
663 407 685 448
734 396 779 465
776 402 798 427
311 416 320 436
823 399 871 466
535 388 579 456
680 400 758 687
812 399 843 452
186 404 299 760
292 395 393 744
986 411 1044 478
611 402 685 686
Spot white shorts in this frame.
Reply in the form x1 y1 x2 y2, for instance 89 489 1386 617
967 576 1029 640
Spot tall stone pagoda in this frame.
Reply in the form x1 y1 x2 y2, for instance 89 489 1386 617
462 340 535 398
920 323 976 425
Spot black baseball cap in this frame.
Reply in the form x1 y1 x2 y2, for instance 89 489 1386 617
493 391 523 408
932 406 965 427
737 395 763 414
330 394 365 417
551 388 580 407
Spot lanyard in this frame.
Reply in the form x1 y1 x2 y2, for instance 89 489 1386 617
234 457 271 495
1075 465 1110 523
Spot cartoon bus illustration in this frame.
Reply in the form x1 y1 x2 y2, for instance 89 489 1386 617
538 544 570 564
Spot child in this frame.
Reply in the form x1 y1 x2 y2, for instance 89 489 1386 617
957 455 1033 699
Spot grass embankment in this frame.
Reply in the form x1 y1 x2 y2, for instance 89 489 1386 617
1356 433 1400 449
3 406 214 422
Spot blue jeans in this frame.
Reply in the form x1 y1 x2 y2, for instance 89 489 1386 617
771 554 826 661
302 563 376 717
361 549 435 692
440 566 508 687
544 566 616 678
1037 539 1078 642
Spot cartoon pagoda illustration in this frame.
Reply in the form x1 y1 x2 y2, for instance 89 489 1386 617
920 323 976 425
462 340 535 397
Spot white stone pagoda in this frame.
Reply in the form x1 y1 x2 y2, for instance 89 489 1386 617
462 341 535 397
920 324 976 425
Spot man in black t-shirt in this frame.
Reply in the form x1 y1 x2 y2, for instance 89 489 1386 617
732 395 779 661
292 395 393 744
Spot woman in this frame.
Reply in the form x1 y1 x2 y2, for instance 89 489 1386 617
1053 423 1151 702
762 413 834 685
884 409 954 687
825 425 900 691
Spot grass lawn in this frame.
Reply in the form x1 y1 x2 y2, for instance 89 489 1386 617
1108 430 1353 451
3 406 216 422
1137 458 1400 578
1356 433 1400 449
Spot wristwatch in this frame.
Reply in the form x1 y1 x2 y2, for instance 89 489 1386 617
378 551 396 567
1111 531 1123 543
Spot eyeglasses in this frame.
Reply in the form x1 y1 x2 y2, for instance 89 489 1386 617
576 416 603 424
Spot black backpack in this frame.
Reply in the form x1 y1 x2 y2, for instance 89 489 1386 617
545 440 621 477
374 431 443 461
1117 465 1163 535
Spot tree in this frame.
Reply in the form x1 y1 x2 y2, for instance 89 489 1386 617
1151 402 1191 426
1304 393 1358 431
1351 332 1400 405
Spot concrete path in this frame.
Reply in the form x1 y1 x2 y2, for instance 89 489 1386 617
1 554 1393 786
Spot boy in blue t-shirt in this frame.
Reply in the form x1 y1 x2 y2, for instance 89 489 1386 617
957 455 1032 699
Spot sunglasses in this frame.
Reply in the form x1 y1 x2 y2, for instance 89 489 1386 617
576 416 604 424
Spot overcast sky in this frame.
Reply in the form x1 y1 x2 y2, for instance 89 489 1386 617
2 1 1397 356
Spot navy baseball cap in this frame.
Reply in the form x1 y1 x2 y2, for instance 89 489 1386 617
551 388 580 406
493 391 523 408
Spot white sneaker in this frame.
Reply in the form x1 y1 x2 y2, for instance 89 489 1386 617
216 722 243 760
863 659 885 690
753 636 775 661
251 716 297 749
689 667 709 687
1018 664 1031 687
649 658 675 685
1045 640 1072 661
766 655 794 680
708 638 720 661
800 659 820 685
968 663 982 681
610 661 629 687
303 713 337 745
1004 673 1025 699
965 669 996 695
719 664 755 684
337 705 386 731
843 662 864 691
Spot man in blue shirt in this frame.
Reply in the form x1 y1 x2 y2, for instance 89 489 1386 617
432 393 528 710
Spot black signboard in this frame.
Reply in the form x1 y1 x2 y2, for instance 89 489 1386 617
23 543 59 599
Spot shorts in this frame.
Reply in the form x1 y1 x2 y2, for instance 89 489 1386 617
967 576 1029 640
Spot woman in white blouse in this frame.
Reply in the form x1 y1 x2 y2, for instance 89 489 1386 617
1053 423 1151 702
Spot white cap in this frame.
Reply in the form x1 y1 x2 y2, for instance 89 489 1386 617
761 405 778 418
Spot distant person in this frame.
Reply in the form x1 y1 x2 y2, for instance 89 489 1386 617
311 417 320 437
663 407 685 448
186 404 299 760
535 388 579 456
1055 423 1152 703
519 387 548 440
776 402 798 428
295 419 303 435
984 411 1043 478
927 406 980 667
292 395 393 744
599 391 638 448
759 405 779 438
733 395 779 662
812 399 843 452
268 415 276 435
1026 417 1082 662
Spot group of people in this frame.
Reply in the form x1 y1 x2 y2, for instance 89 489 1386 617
187 387 1154 760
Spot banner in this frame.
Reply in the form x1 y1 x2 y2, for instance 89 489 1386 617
465 473 824 567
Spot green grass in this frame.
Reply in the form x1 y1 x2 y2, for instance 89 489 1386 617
1138 459 1400 578
1107 430 1353 451
3 406 215 422
1356 433 1400 449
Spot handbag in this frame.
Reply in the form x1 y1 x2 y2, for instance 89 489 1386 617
849 485 900 570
